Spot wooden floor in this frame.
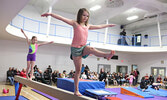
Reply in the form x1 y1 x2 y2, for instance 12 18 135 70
0 82 51 100
1 81 166 100
0 81 134 100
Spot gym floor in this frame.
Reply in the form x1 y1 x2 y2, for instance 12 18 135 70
0 82 50 100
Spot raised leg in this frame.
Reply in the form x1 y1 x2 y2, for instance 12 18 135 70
82 46 115 60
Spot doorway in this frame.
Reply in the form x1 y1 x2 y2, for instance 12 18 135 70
97 64 111 74
131 64 138 72
134 34 141 46
116 65 128 76
151 67 166 81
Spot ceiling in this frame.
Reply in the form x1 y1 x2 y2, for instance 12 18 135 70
1 0 167 40
28 0 167 30
0 0 29 40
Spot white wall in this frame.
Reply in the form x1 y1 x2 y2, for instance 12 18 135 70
133 22 167 46
0 39 73 81
19 5 74 27
134 22 167 36
0 39 133 81
1 39 167 82
130 52 167 81
129 22 167 80
18 5 122 44
2 4 167 82
20 5 121 33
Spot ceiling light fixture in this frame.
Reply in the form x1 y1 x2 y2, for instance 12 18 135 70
90 5 101 11
127 15 139 21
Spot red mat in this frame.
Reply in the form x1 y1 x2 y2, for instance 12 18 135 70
106 97 122 100
68 78 93 81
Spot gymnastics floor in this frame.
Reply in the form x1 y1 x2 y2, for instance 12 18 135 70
31 88 167 100
106 88 167 100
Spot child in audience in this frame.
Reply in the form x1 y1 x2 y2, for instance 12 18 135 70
21 29 53 80
145 73 149 85
41 8 115 96
140 77 148 92
151 83 160 90
81 72 87 79
156 75 162 83
20 68 26 78
129 73 134 87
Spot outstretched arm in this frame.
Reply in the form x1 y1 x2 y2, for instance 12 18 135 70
21 29 30 45
89 24 115 30
38 41 54 47
41 13 75 26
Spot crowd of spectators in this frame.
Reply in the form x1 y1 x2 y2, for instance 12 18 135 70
140 73 167 91
6 65 167 89
6 67 26 85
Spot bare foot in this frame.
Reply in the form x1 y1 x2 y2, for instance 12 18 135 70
26 76 30 80
107 50 115 60
29 77 32 80
74 91 82 96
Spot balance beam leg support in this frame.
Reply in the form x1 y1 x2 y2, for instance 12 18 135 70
15 82 19 96
15 83 23 100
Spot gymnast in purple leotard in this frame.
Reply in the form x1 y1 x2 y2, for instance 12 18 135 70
21 29 53 80
27 43 38 61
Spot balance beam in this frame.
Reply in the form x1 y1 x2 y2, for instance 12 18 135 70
14 76 95 100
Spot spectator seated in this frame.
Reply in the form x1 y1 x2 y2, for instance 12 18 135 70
44 69 52 85
6 67 14 85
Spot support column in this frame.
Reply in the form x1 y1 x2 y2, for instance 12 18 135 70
46 6 52 37
104 19 108 44
157 14 162 47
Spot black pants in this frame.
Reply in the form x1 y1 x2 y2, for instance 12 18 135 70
141 85 148 90
36 77 47 84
